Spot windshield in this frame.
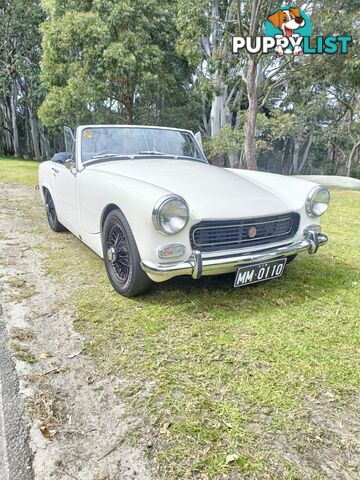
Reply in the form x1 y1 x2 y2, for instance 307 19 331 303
81 127 206 163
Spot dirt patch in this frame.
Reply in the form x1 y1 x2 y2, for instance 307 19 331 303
0 183 158 480
251 394 360 480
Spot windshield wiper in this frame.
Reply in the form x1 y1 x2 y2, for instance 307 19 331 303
136 150 177 158
91 153 132 159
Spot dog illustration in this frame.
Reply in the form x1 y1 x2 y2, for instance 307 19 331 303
267 7 305 54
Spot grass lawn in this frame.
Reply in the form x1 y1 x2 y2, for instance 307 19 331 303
0 156 39 186
2 158 360 479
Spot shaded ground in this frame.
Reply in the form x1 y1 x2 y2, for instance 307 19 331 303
0 183 157 480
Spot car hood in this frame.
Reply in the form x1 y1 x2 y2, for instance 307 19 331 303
90 159 295 219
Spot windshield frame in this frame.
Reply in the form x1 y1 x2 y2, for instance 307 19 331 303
78 125 208 168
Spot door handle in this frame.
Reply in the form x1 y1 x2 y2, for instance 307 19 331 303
51 167 60 175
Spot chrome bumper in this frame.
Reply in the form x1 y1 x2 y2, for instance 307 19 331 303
141 227 328 282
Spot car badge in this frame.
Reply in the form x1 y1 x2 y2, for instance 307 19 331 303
248 226 257 238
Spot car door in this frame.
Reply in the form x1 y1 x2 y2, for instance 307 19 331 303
53 127 79 229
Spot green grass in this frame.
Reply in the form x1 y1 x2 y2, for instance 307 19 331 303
10 342 37 364
2 157 360 479
0 156 39 186
75 191 360 478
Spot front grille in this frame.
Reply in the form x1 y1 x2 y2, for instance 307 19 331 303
190 213 300 253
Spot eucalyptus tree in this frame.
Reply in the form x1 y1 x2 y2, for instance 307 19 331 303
40 0 197 130
0 0 45 158
177 0 358 173
176 0 311 169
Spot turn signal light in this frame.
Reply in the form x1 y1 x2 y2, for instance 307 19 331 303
158 244 186 259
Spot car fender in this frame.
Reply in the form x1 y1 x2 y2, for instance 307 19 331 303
77 169 189 261
38 161 56 204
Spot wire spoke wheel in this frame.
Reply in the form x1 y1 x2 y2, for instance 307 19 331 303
107 225 131 284
46 194 56 226
44 190 66 232
102 209 153 297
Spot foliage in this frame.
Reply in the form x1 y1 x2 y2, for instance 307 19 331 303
39 0 199 130
204 124 244 160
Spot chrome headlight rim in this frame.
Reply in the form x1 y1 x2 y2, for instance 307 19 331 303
152 194 189 235
306 186 330 217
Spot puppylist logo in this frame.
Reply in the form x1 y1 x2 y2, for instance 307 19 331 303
232 6 352 55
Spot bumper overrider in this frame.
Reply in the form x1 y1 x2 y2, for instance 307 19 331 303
141 226 328 282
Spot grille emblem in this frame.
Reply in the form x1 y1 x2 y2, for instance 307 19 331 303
248 226 257 238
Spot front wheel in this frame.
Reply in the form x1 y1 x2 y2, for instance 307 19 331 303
44 190 66 232
102 210 153 297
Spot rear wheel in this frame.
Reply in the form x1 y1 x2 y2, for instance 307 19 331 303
102 209 153 297
44 190 66 232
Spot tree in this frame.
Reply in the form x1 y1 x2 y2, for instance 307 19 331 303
0 0 46 159
176 0 314 170
39 0 198 130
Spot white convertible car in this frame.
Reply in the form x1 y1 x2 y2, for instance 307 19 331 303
38 125 330 296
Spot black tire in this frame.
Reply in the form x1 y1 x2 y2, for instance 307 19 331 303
286 254 297 265
102 209 153 297
44 189 66 232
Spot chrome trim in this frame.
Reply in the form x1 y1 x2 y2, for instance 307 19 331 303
304 225 321 254
200 238 296 258
107 246 117 263
190 250 202 279
192 224 293 247
193 216 293 231
306 186 330 217
141 227 328 282
152 194 189 235
191 216 294 247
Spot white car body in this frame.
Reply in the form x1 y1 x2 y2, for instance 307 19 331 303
39 125 328 289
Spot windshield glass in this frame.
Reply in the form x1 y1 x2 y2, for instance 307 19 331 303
81 127 205 163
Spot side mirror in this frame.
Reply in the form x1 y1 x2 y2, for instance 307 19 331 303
64 158 76 174
64 158 74 169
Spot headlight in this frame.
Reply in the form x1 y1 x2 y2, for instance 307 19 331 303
306 186 330 217
152 195 189 235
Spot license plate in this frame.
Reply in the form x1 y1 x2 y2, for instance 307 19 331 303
234 258 287 288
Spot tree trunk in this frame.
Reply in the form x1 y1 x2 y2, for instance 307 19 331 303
210 95 224 137
24 108 33 157
29 107 41 160
228 152 239 167
347 140 360 177
4 100 13 153
292 136 300 174
0 104 12 153
281 138 290 174
10 82 20 157
245 55 258 170
210 79 231 137
298 134 313 174
39 126 50 161
331 142 336 175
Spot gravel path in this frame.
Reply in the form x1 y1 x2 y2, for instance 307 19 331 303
0 183 156 480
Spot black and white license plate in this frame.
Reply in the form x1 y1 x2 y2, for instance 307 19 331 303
234 258 287 288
